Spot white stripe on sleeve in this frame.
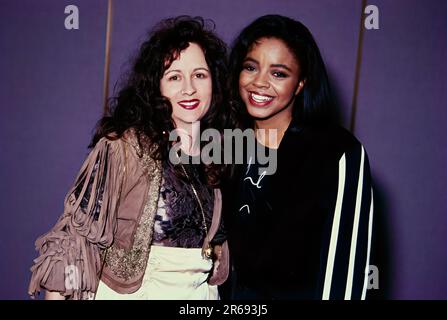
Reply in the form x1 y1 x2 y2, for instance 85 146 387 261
344 146 365 299
361 190 374 300
322 154 346 300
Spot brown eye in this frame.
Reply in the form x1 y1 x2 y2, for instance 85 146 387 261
243 64 256 72
272 71 288 78
195 73 207 79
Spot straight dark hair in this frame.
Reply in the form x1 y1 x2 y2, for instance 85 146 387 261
229 14 335 128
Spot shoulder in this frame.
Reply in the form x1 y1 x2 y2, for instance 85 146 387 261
92 128 143 152
283 123 368 164
324 125 362 151
88 129 140 165
309 126 371 173
305 124 365 157
92 134 124 156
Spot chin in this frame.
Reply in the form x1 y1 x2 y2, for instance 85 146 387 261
174 113 202 124
179 118 202 125
247 107 273 120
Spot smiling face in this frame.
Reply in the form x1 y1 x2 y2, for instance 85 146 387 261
160 42 212 129
239 37 304 125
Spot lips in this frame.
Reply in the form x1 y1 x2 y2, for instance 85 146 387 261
248 92 274 107
178 99 200 110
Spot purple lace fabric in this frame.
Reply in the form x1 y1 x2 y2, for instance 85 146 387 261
152 161 214 248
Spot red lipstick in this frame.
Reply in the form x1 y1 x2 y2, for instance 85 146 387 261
248 92 274 107
178 99 200 110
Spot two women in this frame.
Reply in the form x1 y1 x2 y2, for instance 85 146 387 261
29 14 374 300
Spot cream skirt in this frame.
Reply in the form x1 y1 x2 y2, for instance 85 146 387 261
94 245 219 300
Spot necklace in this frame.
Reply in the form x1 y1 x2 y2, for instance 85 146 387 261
178 160 214 260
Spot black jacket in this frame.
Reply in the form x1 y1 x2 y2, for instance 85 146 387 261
222 123 374 300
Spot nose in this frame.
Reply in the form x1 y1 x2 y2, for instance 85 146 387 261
253 71 270 89
181 78 196 96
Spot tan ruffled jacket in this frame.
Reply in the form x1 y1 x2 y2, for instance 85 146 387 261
28 130 229 299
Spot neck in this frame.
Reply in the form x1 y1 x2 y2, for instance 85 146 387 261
255 109 292 149
175 121 201 156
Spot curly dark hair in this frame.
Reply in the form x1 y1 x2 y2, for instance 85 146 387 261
229 15 335 129
90 16 230 186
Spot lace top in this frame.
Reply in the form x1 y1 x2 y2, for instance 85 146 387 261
152 160 214 248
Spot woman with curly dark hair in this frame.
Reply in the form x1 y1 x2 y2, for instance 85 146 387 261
223 15 374 300
28 16 230 300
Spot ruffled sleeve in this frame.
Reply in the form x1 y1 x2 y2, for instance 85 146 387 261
28 137 125 299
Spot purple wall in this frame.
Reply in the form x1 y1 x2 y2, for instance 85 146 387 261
108 0 362 126
0 0 108 299
0 0 445 299
355 0 447 299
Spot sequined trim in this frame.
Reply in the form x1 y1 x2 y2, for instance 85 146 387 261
128 130 158 171
103 133 161 282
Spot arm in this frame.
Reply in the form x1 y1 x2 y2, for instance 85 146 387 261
28 138 125 300
207 189 230 286
318 143 374 300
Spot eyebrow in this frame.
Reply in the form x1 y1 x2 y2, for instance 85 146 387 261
164 67 209 76
244 57 293 72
